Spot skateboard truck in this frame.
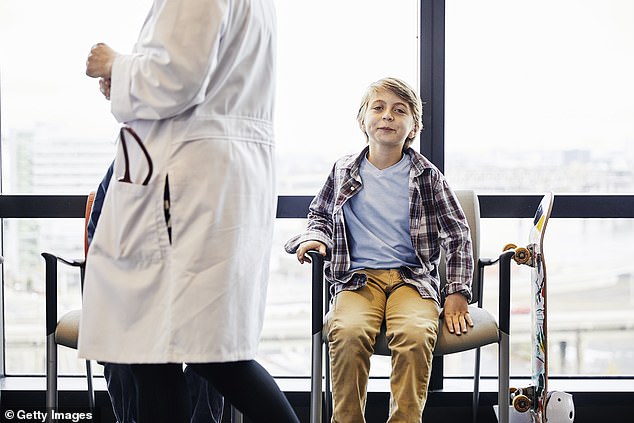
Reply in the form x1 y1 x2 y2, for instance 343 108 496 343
503 243 535 267
510 386 534 413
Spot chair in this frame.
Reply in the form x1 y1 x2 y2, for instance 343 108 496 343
43 191 96 415
308 190 515 423
43 192 245 423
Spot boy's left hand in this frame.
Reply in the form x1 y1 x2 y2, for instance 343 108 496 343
442 293 474 336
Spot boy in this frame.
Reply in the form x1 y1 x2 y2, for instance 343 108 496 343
285 77 474 422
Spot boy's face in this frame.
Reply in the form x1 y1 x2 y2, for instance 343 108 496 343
359 88 416 150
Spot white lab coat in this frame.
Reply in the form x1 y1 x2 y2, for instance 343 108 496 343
78 0 277 363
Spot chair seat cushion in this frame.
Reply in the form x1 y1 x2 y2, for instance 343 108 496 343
55 309 81 349
326 305 499 357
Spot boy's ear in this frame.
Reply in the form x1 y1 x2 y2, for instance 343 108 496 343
409 122 420 139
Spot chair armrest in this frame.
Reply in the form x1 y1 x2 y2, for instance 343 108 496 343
41 253 85 338
307 251 325 337
474 252 514 336
496 250 516 337
473 256 499 307
479 257 499 267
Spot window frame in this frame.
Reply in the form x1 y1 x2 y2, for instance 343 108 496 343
1 0 634 386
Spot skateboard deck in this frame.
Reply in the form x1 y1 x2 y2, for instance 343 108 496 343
504 193 554 423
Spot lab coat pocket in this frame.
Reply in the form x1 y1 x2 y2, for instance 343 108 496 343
90 178 167 265
89 125 167 266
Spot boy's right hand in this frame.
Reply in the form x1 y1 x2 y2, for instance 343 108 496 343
296 241 326 264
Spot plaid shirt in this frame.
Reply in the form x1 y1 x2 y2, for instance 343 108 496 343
285 147 473 305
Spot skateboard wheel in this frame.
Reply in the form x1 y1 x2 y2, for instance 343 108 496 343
513 394 531 413
503 243 517 251
513 247 531 265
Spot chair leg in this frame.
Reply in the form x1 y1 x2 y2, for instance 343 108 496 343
310 331 323 423
324 342 332 422
231 406 244 423
85 360 95 409
46 334 57 423
472 347 481 423
498 333 510 423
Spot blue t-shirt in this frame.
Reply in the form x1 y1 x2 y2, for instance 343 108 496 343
343 154 419 271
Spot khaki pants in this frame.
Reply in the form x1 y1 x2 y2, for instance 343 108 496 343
326 269 440 423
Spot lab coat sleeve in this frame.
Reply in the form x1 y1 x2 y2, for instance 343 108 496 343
110 0 229 122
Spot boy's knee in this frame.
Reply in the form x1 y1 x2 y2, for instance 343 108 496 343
389 318 438 351
328 317 376 348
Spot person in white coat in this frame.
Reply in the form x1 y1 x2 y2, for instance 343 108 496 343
80 1 299 422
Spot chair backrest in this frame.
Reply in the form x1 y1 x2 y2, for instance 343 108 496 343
83 191 96 257
438 190 481 305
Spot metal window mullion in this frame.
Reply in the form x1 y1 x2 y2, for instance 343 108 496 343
420 0 445 173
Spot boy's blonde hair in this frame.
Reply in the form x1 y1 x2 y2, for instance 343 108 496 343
356 77 423 150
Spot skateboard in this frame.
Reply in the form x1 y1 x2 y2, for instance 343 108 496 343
503 193 558 423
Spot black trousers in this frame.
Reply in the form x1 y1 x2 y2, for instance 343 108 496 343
104 363 224 423
130 360 299 423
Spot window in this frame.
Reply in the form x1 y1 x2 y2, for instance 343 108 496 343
4 0 630 383
0 0 419 376
264 0 419 376
1 0 150 375
443 0 634 377
445 217 634 377
275 0 419 196
444 0 634 194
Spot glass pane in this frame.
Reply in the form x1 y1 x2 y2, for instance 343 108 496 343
0 0 149 376
275 0 419 195
444 0 634 193
1 0 418 376
444 218 634 377
257 219 312 376
3 218 88 375
0 0 150 194
1 0 419 196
